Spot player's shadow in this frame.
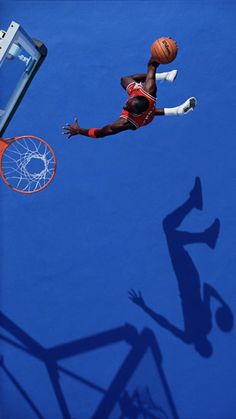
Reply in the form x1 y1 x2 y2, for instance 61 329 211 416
0 312 179 419
129 177 233 358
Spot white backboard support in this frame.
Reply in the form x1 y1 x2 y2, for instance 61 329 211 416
0 21 47 137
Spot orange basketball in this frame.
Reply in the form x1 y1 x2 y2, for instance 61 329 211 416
151 37 178 64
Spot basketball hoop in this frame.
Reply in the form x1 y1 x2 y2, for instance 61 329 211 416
0 135 56 193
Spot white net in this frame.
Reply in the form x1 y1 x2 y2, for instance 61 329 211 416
1 136 56 193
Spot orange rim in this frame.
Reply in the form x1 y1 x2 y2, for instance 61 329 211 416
0 135 56 194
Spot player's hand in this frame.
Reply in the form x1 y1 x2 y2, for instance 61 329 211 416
148 56 160 65
62 118 80 139
128 289 145 307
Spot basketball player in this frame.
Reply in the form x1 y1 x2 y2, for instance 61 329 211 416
63 57 196 139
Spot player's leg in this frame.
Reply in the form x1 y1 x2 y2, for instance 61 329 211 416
163 176 219 248
121 69 177 92
155 69 178 83
129 71 178 83
128 74 147 83
173 219 220 248
156 97 197 116
163 177 202 232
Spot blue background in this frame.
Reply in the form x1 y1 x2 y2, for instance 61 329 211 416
1 1 236 418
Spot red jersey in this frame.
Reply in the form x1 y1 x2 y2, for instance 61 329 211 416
120 82 156 129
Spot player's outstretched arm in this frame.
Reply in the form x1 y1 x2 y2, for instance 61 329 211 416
63 118 135 139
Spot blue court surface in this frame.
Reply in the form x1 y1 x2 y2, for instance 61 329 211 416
1 1 236 418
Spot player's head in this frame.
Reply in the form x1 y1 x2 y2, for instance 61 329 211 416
124 96 149 115
194 338 213 358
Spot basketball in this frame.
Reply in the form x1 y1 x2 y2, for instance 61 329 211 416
151 37 178 64
215 306 233 332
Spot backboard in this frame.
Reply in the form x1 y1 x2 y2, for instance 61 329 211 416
0 21 47 137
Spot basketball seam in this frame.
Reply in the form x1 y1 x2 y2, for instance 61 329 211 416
159 41 171 63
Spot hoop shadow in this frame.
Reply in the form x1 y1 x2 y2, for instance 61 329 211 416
129 177 233 358
0 312 179 418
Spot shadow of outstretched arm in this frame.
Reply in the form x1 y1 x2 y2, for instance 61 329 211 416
128 290 186 341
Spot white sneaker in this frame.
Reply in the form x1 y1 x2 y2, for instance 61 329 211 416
155 69 178 83
165 69 178 82
177 97 197 115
